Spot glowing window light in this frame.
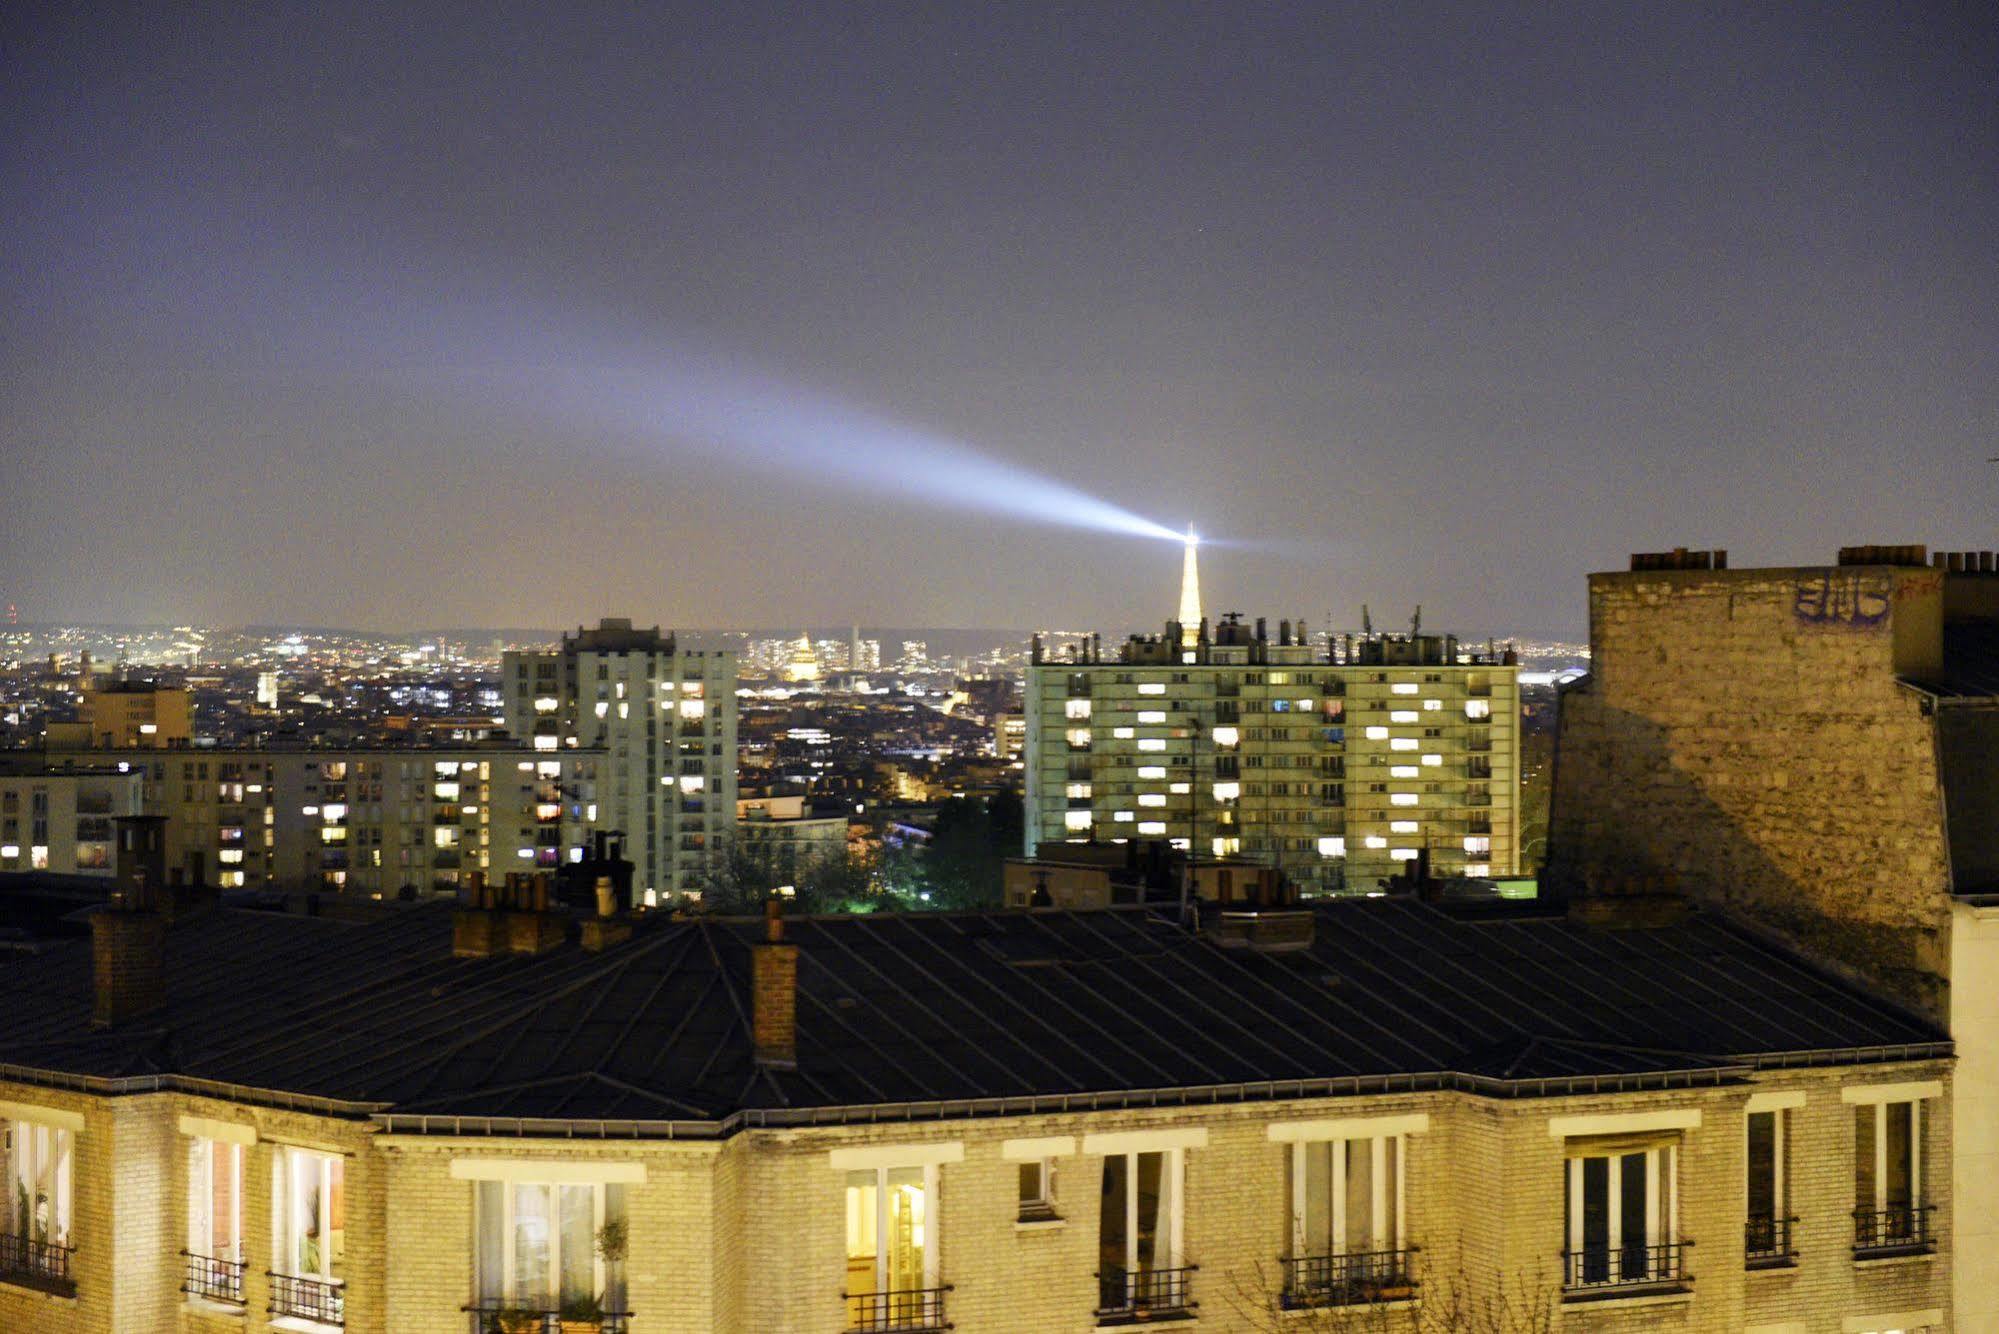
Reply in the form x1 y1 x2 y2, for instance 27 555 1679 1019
1421 754 1442 766
680 699 706 720
1169 782 1191 795
1212 727 1239 746
1212 781 1240 800
1113 810 1135 822
1390 738 1418 751
1466 863 1491 877
1065 700 1092 720
1066 783 1092 799
1318 836 1345 858
1392 683 1420 695
1466 700 1492 720
1390 848 1418 861
1363 835 1388 849
1137 821 1167 835
1138 710 1168 724
1365 726 1389 740
1064 811 1092 831
1464 836 1491 854
593 701 609 718
1138 794 1166 807
1391 793 1420 806
1390 710 1418 724
1137 766 1167 779
1113 727 1135 739
1390 820 1418 834
1137 683 1167 695
1391 766 1419 778
1423 699 1441 711
1137 738 1168 752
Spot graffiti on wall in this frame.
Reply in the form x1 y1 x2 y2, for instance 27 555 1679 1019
1794 573 1890 628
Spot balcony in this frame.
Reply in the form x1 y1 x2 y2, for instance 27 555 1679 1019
0 1232 74 1296
1744 1214 1796 1269
1561 1242 1690 1299
1854 1204 1934 1257
1280 1249 1418 1309
182 1249 246 1304
1096 1264 1197 1324
270 1271 344 1325
462 1302 632 1333
842 1285 951 1332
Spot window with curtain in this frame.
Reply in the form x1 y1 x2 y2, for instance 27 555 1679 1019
3 1120 72 1251
186 1137 244 1301
474 1180 627 1314
1098 1150 1186 1314
273 1148 345 1284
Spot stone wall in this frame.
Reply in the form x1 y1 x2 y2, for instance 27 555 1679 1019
1549 565 1955 1019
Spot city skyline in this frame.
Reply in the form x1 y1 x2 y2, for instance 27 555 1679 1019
4 5 1993 636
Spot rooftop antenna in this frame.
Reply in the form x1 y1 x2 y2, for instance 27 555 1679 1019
1361 604 1372 636
1411 605 1422 638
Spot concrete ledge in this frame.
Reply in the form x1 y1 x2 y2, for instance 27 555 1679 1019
1852 1250 1936 1270
1559 1287 1694 1314
1015 1217 1067 1232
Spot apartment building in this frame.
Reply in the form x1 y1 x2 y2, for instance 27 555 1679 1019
33 744 600 896
0 761 145 875
1548 542 1999 1328
0 884 1951 1333
1025 615 1520 893
503 619 737 903
44 680 193 751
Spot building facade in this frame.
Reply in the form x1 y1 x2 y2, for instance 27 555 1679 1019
1026 616 1520 893
1548 543 1999 1329
0 893 1953 1334
503 620 738 904
32 745 601 896
0 762 145 875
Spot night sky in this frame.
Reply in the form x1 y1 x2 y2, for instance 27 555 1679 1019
3 4 1993 637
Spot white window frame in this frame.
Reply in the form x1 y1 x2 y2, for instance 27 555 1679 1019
2 1117 74 1252
1851 1097 1924 1222
1102 1147 1186 1275
187 1136 245 1266
845 1162 940 1294
474 1179 621 1311
272 1147 345 1287
1563 1141 1679 1285
1289 1135 1407 1259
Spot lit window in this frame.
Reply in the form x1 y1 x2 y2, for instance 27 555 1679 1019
1137 710 1166 724
1390 848 1418 861
533 697 558 713
1138 794 1166 807
1137 683 1167 695
1422 699 1441 711
1389 738 1418 751
1390 711 1418 724
1169 782 1191 795
1390 793 1419 807
1466 700 1492 720
1390 820 1418 834
186 1137 244 1302
1137 766 1167 779
1365 727 1389 740
679 700 706 720
593 701 609 718
534 736 558 752
1421 754 1442 766
1317 836 1345 858
1363 835 1388 849
4 1116 74 1271
1113 811 1135 822
1064 811 1092 831
1066 783 1092 799
1137 821 1167 835
1137 739 1167 752
1465 863 1491 877
273 1148 345 1306
1391 683 1419 695
1390 766 1419 778
218 849 245 864
1113 727 1136 739
1065 700 1092 720
474 1177 626 1322
322 803 347 821
1212 782 1240 800
1066 728 1092 747
845 1166 935 1322
680 777 704 794
1463 836 1490 854
1212 727 1239 746
1287 1134 1405 1300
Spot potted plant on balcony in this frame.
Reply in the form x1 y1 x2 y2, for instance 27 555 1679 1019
481 1306 543 1334
557 1293 607 1333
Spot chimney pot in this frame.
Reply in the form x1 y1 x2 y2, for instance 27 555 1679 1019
753 899 799 1067
91 904 167 1027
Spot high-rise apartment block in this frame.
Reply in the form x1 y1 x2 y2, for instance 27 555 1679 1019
503 618 737 901
1026 612 1520 893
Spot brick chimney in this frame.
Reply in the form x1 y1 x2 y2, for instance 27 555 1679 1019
91 877 167 1028
752 898 798 1068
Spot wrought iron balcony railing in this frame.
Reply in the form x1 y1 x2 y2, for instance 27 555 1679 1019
1095 1264 1197 1323
182 1249 246 1304
268 1271 345 1326
1280 1249 1419 1308
1853 1204 1934 1256
0 1232 75 1296
1560 1240 1691 1297
1744 1213 1797 1268
461 1301 634 1333
841 1284 951 1332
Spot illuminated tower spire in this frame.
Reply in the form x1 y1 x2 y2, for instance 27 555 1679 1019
1178 527 1202 649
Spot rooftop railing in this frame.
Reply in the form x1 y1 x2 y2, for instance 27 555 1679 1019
1096 1263 1197 1324
1280 1248 1418 1308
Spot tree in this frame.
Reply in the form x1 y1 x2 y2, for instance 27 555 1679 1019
901 791 1021 909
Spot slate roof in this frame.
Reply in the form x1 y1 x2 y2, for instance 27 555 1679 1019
0 899 1947 1130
